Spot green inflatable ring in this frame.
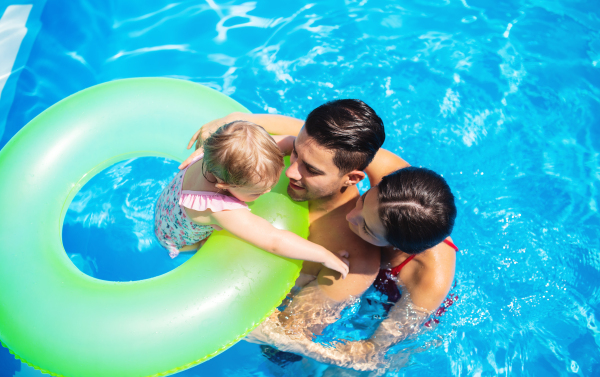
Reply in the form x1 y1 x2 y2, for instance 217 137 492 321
0 78 304 377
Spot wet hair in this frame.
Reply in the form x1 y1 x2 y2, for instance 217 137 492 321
378 167 457 254
200 121 284 188
304 99 385 174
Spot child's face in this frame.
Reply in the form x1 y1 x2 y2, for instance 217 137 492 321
226 184 274 203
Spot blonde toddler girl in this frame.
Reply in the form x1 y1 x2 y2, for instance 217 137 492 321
154 121 349 277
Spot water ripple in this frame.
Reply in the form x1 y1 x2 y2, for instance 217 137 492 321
3 0 600 375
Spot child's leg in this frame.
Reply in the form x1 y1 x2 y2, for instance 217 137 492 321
178 238 208 252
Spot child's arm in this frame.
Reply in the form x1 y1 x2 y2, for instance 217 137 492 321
184 207 349 278
271 135 295 156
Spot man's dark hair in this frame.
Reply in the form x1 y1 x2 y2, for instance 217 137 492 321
378 167 457 254
304 99 385 173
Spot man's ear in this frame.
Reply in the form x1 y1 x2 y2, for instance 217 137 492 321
344 170 366 186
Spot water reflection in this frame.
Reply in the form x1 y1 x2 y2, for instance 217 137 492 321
4 0 600 375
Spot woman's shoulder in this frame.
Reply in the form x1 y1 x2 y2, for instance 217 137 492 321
401 242 457 311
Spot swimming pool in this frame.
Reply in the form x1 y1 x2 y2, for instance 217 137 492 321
1 0 599 376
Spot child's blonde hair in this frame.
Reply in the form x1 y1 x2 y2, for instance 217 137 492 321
200 121 284 188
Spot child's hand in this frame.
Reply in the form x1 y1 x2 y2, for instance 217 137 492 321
322 250 350 279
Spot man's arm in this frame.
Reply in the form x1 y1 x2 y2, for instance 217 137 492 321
246 211 381 337
189 113 302 149
181 112 411 186
274 238 380 334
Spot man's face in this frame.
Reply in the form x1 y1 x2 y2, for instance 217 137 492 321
286 127 346 202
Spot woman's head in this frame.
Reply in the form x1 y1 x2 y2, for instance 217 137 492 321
201 121 284 202
346 167 457 253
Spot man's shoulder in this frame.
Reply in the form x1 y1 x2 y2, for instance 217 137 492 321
315 226 381 301
308 192 381 280
310 210 381 276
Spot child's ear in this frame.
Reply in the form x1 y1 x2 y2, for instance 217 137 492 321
215 182 230 190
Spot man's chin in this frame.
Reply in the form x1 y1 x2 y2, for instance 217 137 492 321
287 185 309 202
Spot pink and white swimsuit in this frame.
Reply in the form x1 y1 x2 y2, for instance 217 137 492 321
154 155 249 258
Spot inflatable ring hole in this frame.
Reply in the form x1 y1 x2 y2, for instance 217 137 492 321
62 156 190 282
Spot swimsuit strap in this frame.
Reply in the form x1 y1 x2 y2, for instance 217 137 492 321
389 254 415 276
443 239 459 251
389 238 459 276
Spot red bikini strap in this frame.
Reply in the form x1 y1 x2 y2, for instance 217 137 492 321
443 239 459 251
389 239 458 276
390 254 415 276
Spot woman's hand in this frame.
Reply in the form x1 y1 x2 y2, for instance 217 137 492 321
271 135 296 156
178 147 204 170
322 250 350 279
187 115 238 149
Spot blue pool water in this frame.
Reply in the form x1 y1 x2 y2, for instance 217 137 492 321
1 0 599 376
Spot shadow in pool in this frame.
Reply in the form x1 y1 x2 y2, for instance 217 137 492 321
0 345 20 377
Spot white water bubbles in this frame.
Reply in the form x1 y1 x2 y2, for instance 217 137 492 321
440 88 460 117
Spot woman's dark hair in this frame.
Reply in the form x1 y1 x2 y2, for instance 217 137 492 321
378 167 457 254
304 99 385 173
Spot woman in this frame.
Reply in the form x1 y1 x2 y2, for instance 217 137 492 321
319 155 458 370
254 155 458 372
353 148 459 319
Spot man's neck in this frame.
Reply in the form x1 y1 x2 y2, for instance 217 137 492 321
307 186 359 222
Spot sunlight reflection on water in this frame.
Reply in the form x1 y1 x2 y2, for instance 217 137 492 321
2 0 599 375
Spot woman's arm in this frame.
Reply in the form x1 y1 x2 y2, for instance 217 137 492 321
247 285 432 371
185 207 349 278
271 135 296 156
363 148 411 187
179 113 303 169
